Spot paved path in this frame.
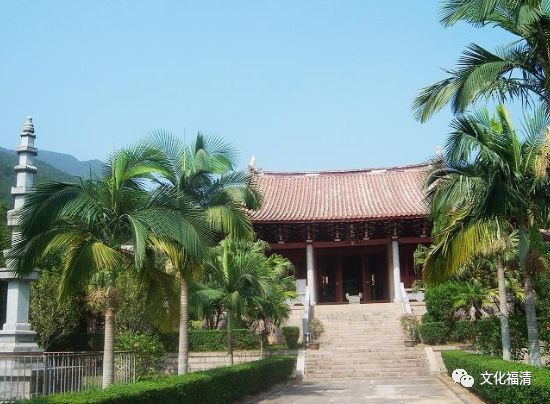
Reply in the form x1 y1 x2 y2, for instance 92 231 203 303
257 377 482 403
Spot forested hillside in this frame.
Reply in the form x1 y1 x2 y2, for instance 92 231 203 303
0 147 103 178
0 149 73 206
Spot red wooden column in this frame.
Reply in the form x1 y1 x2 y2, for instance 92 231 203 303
336 255 343 303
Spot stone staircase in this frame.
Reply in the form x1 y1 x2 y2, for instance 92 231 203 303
304 303 430 381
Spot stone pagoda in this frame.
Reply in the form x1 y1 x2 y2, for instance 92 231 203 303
0 116 41 352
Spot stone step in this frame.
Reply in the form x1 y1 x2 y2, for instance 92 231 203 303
307 354 426 357
305 370 432 376
316 344 406 348
318 335 404 339
314 304 401 309
306 365 429 371
306 362 428 368
319 333 403 336
312 349 420 353
318 340 404 343
317 321 403 324
306 358 426 362
318 324 402 327
316 314 400 317
307 352 425 357
305 303 429 380
307 351 425 356
306 356 427 363
305 372 433 380
315 313 402 316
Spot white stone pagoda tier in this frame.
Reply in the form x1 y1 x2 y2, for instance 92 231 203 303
0 117 41 353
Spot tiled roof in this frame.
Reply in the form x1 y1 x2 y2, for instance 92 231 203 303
250 164 430 223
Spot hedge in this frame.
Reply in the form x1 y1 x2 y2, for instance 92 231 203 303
161 329 260 352
449 320 478 343
25 356 296 404
48 333 104 351
281 326 300 349
441 350 550 404
473 317 528 361
114 332 166 380
424 282 463 326
419 321 449 344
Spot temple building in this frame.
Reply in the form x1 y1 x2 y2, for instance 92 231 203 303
250 163 432 305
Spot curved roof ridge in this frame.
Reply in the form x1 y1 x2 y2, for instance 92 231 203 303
254 162 430 176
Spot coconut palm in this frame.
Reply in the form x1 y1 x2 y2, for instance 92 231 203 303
193 237 270 364
147 132 261 374
413 0 550 121
423 211 516 359
245 246 297 354
452 280 492 320
10 145 212 387
423 104 550 366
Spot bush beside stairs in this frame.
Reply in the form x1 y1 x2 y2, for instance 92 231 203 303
305 303 430 381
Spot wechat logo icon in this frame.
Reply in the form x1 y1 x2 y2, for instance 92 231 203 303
452 369 475 388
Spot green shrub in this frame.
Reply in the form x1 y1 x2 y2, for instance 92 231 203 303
282 326 300 349
48 332 104 351
537 315 550 346
309 318 324 342
187 330 234 352
26 356 296 404
231 329 261 350
419 321 449 344
424 281 463 326
450 320 478 343
115 332 166 380
400 314 420 341
193 329 261 352
421 312 435 324
441 350 550 404
474 316 527 360
159 329 260 352
190 320 204 330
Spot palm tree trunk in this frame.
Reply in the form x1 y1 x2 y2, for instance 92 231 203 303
177 278 189 375
519 225 542 367
260 334 263 359
102 307 115 388
524 271 542 366
496 256 511 361
227 312 234 365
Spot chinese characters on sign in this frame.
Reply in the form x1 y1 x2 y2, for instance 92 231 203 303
452 369 532 388
480 371 532 386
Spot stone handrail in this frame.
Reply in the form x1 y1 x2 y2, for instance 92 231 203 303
302 286 311 341
297 285 311 381
399 282 413 315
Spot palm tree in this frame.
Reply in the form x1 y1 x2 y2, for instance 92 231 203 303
10 145 211 387
451 280 492 320
148 132 261 374
413 0 550 121
194 238 270 364
423 207 516 359
424 105 550 366
245 246 297 355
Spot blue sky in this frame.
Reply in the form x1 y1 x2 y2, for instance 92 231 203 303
0 1 513 171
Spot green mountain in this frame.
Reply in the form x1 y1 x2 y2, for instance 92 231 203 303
0 147 104 178
0 149 74 207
